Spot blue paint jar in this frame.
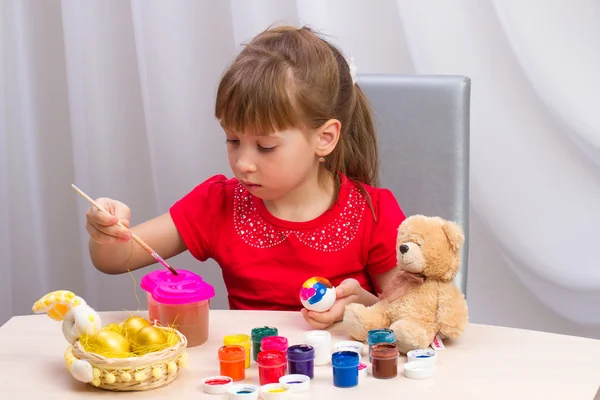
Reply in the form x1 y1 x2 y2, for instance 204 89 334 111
367 329 395 361
287 344 315 379
331 351 359 388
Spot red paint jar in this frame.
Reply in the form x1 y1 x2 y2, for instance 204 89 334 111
370 343 399 379
218 345 246 382
257 350 287 385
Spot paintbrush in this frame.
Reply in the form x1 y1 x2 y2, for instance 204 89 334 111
71 184 178 276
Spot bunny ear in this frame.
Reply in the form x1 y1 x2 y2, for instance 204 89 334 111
32 290 85 321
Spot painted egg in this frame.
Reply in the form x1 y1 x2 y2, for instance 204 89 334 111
88 330 131 356
132 326 167 351
299 277 336 312
122 316 151 341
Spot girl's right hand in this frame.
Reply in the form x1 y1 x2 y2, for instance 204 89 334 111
85 198 132 244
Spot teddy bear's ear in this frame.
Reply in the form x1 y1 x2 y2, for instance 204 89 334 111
442 220 464 251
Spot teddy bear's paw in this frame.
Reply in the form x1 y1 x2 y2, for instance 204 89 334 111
439 322 466 339
342 303 369 341
437 286 469 338
390 319 434 354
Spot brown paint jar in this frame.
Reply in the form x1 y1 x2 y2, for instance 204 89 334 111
370 343 399 379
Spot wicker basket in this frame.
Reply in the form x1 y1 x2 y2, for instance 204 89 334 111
64 327 188 391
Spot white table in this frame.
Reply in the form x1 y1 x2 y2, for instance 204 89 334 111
1 310 600 399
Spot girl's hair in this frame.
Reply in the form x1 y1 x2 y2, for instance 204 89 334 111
215 25 379 188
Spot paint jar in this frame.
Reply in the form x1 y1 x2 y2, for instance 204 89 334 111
251 326 278 362
287 344 315 379
331 351 360 388
218 345 246 382
261 336 289 353
140 269 215 347
367 328 395 361
257 350 287 385
370 343 399 379
303 330 331 365
224 334 251 369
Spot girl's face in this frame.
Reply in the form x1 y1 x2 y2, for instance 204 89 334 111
223 126 320 201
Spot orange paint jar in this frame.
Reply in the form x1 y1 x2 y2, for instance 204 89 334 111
218 345 246 382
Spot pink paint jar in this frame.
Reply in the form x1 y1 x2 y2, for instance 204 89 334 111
140 269 215 347
261 336 289 353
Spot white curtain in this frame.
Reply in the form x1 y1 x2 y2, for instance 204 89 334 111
2 0 599 338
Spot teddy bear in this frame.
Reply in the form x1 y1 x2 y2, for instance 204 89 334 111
343 215 469 354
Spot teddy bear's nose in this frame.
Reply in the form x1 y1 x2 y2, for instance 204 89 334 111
399 244 409 254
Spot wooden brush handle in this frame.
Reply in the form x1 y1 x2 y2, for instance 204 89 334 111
71 184 177 275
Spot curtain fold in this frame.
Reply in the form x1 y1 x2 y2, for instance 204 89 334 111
492 0 600 159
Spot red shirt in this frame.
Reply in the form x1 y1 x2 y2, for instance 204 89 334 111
169 174 405 311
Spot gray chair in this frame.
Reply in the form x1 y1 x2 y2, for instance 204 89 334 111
358 74 471 296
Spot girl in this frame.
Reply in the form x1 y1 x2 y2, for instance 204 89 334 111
86 25 406 330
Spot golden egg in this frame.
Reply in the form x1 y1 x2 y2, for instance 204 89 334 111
132 326 167 349
122 316 151 340
89 330 131 356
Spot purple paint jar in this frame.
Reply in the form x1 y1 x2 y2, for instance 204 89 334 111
287 344 315 379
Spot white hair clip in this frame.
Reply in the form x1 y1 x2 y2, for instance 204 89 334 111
347 57 357 85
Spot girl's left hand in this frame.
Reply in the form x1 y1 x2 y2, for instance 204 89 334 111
301 278 363 330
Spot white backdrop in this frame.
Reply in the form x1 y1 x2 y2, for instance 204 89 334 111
1 0 599 338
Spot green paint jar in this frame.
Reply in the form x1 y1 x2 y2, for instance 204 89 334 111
251 326 278 362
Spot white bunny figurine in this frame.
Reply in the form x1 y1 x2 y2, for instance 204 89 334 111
32 290 102 343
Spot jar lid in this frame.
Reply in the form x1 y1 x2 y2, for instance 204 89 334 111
334 340 364 355
286 344 315 361
201 376 233 394
278 374 310 393
303 330 331 347
407 349 437 367
228 383 260 399
140 269 215 304
218 345 246 362
403 361 436 380
257 350 287 367
251 326 278 341
224 334 251 346
259 383 292 400
261 336 288 351
331 350 360 368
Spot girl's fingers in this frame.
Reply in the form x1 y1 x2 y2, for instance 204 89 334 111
84 198 132 242
301 309 331 330
112 201 131 224
86 219 131 242
86 223 115 244
87 207 118 226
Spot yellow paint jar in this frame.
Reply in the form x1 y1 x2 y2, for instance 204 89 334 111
224 334 251 369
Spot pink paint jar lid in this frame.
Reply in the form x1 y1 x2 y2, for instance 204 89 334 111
140 269 215 305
